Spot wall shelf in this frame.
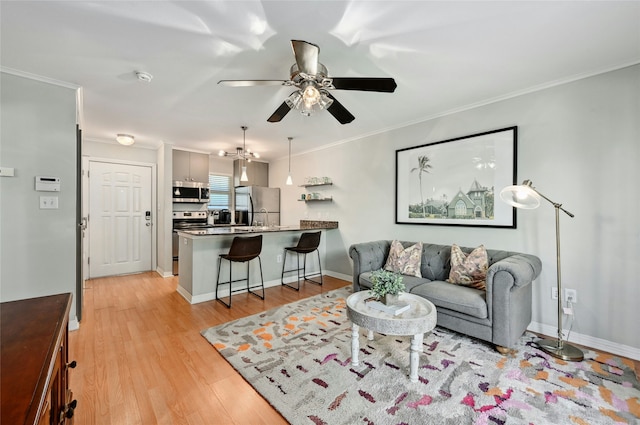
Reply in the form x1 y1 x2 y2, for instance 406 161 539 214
299 182 333 188
298 197 333 202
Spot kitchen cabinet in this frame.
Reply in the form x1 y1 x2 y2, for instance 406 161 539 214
173 150 209 183
1 293 76 425
233 159 268 187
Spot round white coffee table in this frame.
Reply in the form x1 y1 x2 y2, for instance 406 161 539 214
346 291 437 383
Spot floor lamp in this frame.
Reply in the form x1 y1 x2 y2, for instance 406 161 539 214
500 180 584 362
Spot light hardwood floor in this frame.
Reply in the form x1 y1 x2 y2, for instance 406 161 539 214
69 272 349 425
69 272 639 424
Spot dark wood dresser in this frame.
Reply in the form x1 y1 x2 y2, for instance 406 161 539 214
1 293 77 424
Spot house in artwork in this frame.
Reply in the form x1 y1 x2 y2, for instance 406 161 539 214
447 179 493 219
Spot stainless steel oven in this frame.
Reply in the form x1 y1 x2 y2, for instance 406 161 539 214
172 211 214 275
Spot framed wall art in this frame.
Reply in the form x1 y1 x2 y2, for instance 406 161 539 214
395 126 517 228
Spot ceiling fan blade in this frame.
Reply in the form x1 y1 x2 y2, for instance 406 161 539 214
330 77 397 92
267 102 292 123
291 40 319 76
325 93 355 124
218 80 288 87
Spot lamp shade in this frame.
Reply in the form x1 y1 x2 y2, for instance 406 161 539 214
500 180 541 209
116 134 135 146
240 166 248 182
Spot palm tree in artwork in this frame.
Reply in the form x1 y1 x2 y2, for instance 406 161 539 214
411 155 433 217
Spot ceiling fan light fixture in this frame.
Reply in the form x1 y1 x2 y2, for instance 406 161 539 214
285 91 303 109
302 84 321 108
116 133 135 146
318 90 333 110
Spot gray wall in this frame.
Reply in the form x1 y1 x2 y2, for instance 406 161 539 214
0 72 78 322
271 65 640 355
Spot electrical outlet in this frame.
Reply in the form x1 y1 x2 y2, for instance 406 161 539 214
277 254 282 263
564 289 577 304
551 288 558 300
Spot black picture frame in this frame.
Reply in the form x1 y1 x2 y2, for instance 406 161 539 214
395 126 517 228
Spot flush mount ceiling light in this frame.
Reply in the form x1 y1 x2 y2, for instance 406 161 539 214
218 126 260 162
135 71 153 82
116 133 135 146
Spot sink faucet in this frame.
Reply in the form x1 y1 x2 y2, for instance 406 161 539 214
259 208 269 227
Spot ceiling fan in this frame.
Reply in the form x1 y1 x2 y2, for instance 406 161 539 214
218 40 397 124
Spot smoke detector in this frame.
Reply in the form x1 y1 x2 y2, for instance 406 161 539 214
135 71 153 82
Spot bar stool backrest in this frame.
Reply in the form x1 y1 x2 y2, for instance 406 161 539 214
295 231 321 253
226 235 263 261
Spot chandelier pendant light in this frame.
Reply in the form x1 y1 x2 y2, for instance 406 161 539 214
240 126 249 182
286 137 293 185
218 126 259 162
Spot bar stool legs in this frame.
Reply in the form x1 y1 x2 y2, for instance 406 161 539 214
216 257 265 308
215 235 265 308
281 231 323 291
281 249 323 291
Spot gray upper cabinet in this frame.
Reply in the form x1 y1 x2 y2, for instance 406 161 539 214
173 150 209 183
233 159 269 187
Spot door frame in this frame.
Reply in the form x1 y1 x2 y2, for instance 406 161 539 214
83 156 157 279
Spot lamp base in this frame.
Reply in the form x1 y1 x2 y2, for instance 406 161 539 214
536 338 584 362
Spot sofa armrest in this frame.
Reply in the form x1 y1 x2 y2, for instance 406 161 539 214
486 253 542 348
487 254 542 288
348 240 391 291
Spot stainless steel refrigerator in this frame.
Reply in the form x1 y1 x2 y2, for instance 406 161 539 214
234 186 280 226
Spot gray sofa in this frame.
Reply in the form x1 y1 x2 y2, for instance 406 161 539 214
349 240 542 350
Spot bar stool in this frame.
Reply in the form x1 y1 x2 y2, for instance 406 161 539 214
216 235 265 308
281 231 323 291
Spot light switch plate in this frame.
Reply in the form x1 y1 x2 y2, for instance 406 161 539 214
40 196 59 209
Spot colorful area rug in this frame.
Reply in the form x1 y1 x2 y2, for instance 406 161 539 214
201 287 640 425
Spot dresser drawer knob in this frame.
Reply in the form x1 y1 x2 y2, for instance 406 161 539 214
66 360 77 369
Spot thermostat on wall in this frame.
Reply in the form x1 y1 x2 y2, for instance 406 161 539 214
35 176 61 192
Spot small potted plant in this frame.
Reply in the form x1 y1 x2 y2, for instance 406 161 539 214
370 269 405 305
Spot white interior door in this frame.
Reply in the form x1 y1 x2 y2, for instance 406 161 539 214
89 161 152 278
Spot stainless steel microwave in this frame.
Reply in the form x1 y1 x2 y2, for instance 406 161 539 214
172 181 209 203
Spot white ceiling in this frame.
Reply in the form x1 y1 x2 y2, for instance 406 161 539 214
1 1 639 161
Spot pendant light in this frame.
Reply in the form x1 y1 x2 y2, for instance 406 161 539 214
240 126 248 182
285 137 293 185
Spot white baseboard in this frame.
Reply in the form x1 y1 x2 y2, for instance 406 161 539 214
176 271 349 306
325 270 352 282
155 267 174 278
69 316 80 331
177 278 284 305
528 321 640 361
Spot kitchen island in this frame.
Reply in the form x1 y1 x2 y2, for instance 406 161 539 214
176 221 338 304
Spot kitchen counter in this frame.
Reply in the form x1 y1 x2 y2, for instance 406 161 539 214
176 221 338 304
178 223 335 237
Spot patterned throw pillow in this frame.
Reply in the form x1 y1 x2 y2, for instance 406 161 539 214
384 240 422 278
446 244 488 290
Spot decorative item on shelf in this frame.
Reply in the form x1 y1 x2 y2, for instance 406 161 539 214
301 176 333 187
369 269 405 305
500 179 583 362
